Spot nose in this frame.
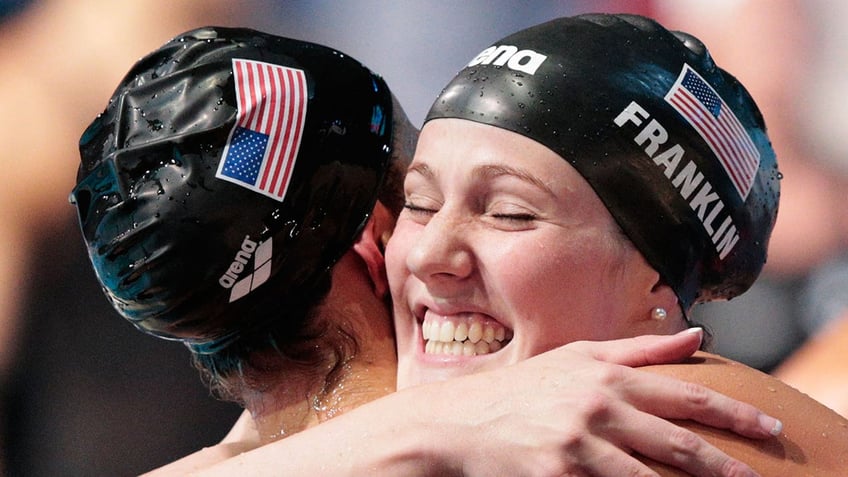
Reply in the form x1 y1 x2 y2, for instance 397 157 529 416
405 209 474 284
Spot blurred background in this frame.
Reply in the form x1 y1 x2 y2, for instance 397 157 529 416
1 1 845 475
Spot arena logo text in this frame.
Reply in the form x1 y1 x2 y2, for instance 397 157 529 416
467 45 547 75
219 236 274 302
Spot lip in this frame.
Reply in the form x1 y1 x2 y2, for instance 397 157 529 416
412 299 494 322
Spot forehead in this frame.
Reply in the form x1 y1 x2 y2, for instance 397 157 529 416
417 118 552 160
411 118 626 231
413 118 588 194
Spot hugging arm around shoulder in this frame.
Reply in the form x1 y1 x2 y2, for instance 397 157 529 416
183 335 821 477
638 352 848 476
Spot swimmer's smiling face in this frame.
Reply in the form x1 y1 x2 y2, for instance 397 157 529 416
388 118 664 388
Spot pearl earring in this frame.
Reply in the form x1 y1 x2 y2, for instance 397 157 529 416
651 307 667 321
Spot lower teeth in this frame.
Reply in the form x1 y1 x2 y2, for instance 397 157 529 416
425 339 503 356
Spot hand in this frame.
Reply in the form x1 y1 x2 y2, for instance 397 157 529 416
411 328 777 477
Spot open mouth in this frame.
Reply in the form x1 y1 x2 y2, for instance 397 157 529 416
421 312 513 356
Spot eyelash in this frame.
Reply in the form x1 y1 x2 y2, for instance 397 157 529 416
491 212 536 222
404 202 536 223
403 202 435 215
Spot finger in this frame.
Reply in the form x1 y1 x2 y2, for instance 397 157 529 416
609 411 761 477
617 367 782 439
574 439 661 477
563 386 758 477
566 328 704 367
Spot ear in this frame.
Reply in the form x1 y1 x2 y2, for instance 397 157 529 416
628 261 686 332
649 281 684 318
352 201 395 298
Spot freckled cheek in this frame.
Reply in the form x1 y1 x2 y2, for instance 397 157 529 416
385 231 418 342
500 255 602 353
485 243 567 307
491 240 603 318
385 224 416 295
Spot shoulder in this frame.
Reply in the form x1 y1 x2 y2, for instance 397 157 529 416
641 351 848 476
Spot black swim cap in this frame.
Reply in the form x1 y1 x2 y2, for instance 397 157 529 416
71 27 394 347
426 14 779 308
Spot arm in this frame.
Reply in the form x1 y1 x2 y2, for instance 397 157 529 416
140 411 260 476
180 329 780 477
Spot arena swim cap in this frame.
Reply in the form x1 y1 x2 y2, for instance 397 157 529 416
71 26 395 348
426 14 780 308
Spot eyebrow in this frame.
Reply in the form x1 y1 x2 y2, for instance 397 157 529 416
473 164 557 198
407 162 558 198
407 162 433 181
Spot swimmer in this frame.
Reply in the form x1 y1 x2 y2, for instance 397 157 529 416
72 24 797 477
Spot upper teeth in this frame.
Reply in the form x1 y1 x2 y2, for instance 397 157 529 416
423 320 506 343
422 316 511 356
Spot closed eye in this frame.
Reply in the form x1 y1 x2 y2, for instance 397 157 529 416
403 202 437 216
491 212 536 222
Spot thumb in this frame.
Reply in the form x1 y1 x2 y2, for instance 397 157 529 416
565 328 704 367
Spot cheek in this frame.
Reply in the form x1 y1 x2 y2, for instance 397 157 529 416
491 236 591 302
492 233 625 346
384 220 416 300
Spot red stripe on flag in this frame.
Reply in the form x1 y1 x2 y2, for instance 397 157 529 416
258 64 285 191
255 64 271 134
665 65 761 200
715 106 758 177
702 95 757 180
269 68 306 197
675 89 751 181
275 69 306 198
267 68 296 194
235 61 251 128
249 62 265 132
228 59 308 201
669 93 748 195
242 61 261 130
261 65 287 192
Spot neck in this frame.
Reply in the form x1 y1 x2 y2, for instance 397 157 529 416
245 252 397 444
245 340 396 443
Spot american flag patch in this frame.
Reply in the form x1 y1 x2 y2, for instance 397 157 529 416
664 64 760 200
216 59 308 201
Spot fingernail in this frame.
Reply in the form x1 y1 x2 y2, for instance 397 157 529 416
759 414 783 436
681 327 703 346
